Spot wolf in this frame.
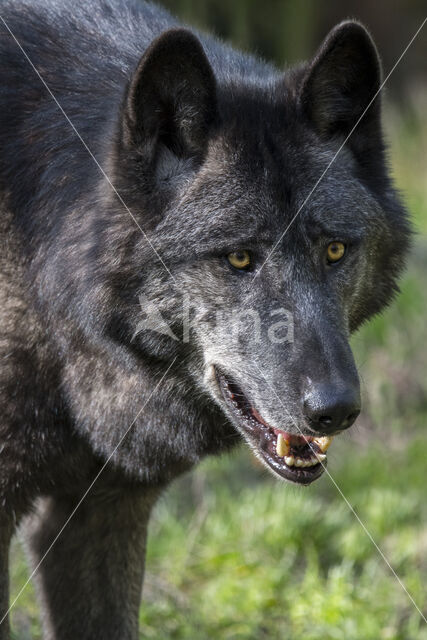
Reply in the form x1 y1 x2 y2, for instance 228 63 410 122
0 0 410 637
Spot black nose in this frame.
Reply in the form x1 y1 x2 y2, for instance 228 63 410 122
303 383 360 434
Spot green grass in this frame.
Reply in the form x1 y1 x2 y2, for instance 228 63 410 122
134 438 427 640
9 104 427 639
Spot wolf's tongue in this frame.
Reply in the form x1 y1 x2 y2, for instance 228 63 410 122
251 409 304 440
251 408 311 446
274 430 313 446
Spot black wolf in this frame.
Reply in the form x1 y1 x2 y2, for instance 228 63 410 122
0 0 410 637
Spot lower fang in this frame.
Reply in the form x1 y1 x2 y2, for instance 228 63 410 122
276 433 290 457
285 455 295 467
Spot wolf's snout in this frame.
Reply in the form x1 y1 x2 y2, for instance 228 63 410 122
303 383 361 435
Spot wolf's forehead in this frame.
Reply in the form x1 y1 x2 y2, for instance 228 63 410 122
171 109 376 252
201 130 362 222
210 110 355 184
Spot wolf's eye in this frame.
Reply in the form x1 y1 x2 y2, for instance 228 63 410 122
227 250 251 270
327 241 346 264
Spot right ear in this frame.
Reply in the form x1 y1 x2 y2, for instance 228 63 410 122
122 28 217 164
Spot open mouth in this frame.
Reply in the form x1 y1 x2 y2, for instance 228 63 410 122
216 369 332 485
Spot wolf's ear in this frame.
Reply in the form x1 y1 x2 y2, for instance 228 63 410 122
123 28 217 162
300 22 382 146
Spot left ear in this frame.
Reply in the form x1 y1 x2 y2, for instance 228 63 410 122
299 21 382 151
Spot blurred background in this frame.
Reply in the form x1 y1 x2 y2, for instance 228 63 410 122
10 1 427 639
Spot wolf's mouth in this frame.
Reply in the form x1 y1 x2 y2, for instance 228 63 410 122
216 369 332 485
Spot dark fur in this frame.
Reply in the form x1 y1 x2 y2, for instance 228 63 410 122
0 1 410 637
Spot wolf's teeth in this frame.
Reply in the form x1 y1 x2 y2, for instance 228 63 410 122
284 454 320 469
314 436 333 452
276 433 290 457
316 453 327 462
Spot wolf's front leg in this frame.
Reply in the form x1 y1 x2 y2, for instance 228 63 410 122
22 486 157 640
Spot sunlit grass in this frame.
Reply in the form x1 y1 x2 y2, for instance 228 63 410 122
133 439 427 639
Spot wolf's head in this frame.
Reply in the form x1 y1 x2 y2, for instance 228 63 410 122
110 22 410 484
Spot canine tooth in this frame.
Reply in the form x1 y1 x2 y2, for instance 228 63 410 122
316 453 327 462
285 455 295 467
315 436 333 452
276 433 290 457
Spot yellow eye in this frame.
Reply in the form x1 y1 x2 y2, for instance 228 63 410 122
227 250 251 270
327 241 346 263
